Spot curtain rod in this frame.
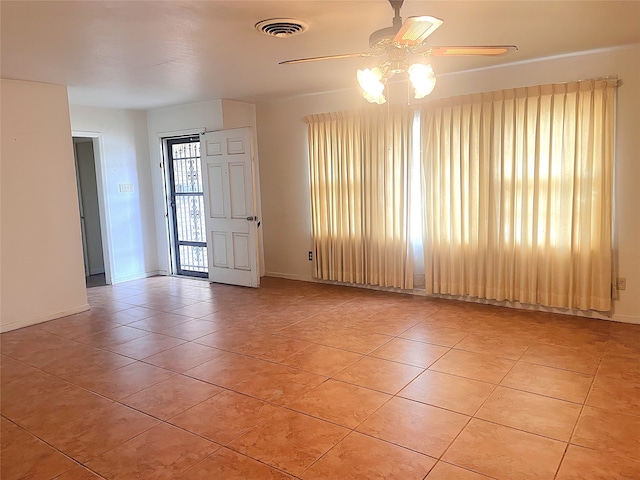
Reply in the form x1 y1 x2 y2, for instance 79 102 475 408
576 76 621 87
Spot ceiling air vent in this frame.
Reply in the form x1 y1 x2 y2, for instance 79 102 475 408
255 18 309 38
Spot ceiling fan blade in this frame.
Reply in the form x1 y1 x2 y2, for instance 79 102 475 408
424 45 518 56
279 52 378 65
394 16 443 46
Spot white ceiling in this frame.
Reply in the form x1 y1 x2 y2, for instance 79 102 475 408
2 1 639 110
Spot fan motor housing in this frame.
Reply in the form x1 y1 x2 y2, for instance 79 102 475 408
369 25 401 49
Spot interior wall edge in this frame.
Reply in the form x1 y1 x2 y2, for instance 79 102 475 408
110 270 164 285
264 271 314 282
0 304 91 333
611 313 640 325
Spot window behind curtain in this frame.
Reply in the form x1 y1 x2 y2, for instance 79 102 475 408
306 79 615 312
306 107 414 289
420 80 616 311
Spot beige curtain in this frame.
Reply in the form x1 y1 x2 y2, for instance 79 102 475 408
306 107 414 289
421 79 616 311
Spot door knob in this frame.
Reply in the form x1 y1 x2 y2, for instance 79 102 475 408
246 216 256 221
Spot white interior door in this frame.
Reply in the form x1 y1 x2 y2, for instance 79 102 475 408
201 128 259 287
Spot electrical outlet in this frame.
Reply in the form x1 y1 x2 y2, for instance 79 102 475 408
308 251 313 261
616 277 627 291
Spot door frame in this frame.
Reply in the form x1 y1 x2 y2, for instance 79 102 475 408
165 135 208 278
158 128 206 277
71 131 114 285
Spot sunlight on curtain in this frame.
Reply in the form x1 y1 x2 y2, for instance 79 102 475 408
420 79 616 311
306 107 414 289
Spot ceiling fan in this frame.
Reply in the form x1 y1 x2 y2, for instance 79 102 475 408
280 0 517 103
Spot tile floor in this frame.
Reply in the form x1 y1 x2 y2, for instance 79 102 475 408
1 276 639 479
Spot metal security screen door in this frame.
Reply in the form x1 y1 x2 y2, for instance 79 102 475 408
167 136 208 277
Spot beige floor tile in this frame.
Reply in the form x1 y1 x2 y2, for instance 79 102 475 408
303 432 436 479
77 325 152 349
107 332 186 359
572 406 640 461
1 368 88 423
177 448 294 479
288 379 391 428
369 337 449 367
430 349 515 384
11 383 114 436
120 374 223 419
235 334 311 363
357 397 469 457
46 349 137 383
232 361 327 404
3 276 639 480
107 306 157 324
0 417 79 480
597 354 640 379
426 306 496 330
426 462 494 479
346 312 423 336
454 331 531 360
443 419 566 480
184 351 272 388
400 322 468 347
86 423 217 480
556 444 640 480
476 386 581 441
318 327 393 354
334 356 424 394
229 409 349 476
38 403 159 463
586 373 640 416
127 312 193 333
170 301 222 318
169 389 281 444
280 343 363 376
399 370 495 415
520 342 601 374
54 465 105 479
155 318 224 341
274 321 340 343
606 336 640 359
535 328 609 353
142 342 225 372
70 361 176 400
501 362 593 403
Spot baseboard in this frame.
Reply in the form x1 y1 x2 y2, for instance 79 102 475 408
111 270 163 285
420 291 616 321
0 303 91 333
264 274 627 323
264 271 314 282
611 312 640 325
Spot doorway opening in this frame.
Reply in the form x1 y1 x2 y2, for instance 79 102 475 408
165 136 208 278
73 137 107 287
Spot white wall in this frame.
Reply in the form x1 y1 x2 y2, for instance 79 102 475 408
257 90 363 281
256 45 640 323
1 79 88 332
69 105 158 283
